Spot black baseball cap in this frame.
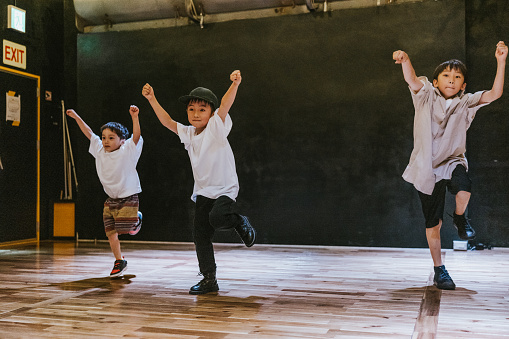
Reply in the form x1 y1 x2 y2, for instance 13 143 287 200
178 87 219 110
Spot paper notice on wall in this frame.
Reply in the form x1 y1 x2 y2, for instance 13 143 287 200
6 91 21 125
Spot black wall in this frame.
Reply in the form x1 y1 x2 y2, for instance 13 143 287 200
465 0 509 248
67 0 508 248
0 0 77 241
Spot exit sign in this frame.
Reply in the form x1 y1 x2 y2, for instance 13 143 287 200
3 40 26 69
7 5 26 33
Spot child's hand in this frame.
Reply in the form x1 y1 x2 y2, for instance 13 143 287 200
129 105 139 117
495 41 508 62
142 83 154 100
393 50 409 64
66 109 78 120
230 70 242 85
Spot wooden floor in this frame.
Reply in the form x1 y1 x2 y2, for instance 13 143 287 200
0 241 508 338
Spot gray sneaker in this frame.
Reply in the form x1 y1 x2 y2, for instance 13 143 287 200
453 213 476 240
110 259 127 278
433 265 456 290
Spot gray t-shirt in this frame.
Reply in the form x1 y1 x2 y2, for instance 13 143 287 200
403 77 487 195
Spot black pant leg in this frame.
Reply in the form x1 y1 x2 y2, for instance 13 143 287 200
193 196 217 274
418 180 447 228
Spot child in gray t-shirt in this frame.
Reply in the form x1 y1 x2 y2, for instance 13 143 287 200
393 41 507 290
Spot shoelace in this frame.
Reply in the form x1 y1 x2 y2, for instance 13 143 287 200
438 269 452 281
463 219 474 230
450 213 471 227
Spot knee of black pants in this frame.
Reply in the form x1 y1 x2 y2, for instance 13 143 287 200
209 210 241 230
208 196 240 229
449 165 472 195
209 208 238 229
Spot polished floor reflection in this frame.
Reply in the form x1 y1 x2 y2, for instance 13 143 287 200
0 241 508 338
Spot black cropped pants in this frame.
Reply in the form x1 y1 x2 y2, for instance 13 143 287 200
193 195 242 274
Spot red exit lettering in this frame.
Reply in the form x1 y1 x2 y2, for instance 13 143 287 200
4 45 24 63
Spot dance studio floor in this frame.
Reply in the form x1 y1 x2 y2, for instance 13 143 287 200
0 241 508 338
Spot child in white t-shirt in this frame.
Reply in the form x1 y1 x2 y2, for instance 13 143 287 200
143 70 256 295
66 106 143 278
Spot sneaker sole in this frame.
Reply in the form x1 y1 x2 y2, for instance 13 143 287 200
129 211 143 235
433 280 456 290
454 225 476 240
189 286 219 295
110 265 128 278
246 228 256 248
240 216 256 248
129 225 141 236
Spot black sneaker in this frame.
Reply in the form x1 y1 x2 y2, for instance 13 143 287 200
433 265 456 290
235 215 256 247
453 213 476 240
129 211 142 235
110 259 127 278
189 272 219 295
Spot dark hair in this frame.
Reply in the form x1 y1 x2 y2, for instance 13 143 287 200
100 122 129 140
433 59 467 83
187 98 215 112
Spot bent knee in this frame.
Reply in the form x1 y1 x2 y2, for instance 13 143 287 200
209 209 231 228
433 220 442 229
426 219 442 229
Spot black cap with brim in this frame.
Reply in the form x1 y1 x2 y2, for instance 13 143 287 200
178 87 219 110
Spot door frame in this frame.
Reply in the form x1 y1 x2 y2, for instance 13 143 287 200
0 65 40 245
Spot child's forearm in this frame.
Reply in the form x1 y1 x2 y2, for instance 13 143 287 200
148 97 178 134
217 82 239 120
480 59 506 104
492 58 506 96
401 60 423 92
131 115 141 145
74 115 93 140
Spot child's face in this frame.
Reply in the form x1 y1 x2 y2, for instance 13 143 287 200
101 128 124 152
187 101 213 134
433 66 466 99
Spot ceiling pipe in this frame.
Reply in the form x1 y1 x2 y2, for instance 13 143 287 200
185 0 204 28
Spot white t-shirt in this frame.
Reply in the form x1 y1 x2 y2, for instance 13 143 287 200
177 111 239 202
89 134 143 199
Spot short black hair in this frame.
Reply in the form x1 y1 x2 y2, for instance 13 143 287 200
433 59 467 83
187 98 216 112
101 122 129 140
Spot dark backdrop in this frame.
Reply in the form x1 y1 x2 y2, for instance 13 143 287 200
0 0 75 242
465 0 509 248
70 0 509 248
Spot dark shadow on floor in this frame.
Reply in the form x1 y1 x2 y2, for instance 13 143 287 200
51 274 136 291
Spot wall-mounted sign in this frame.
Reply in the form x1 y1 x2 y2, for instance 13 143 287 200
7 5 26 33
3 39 26 69
6 91 21 126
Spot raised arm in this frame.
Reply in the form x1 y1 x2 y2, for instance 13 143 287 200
129 105 141 145
216 70 242 122
66 109 93 140
479 41 508 105
393 50 424 93
142 83 178 134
